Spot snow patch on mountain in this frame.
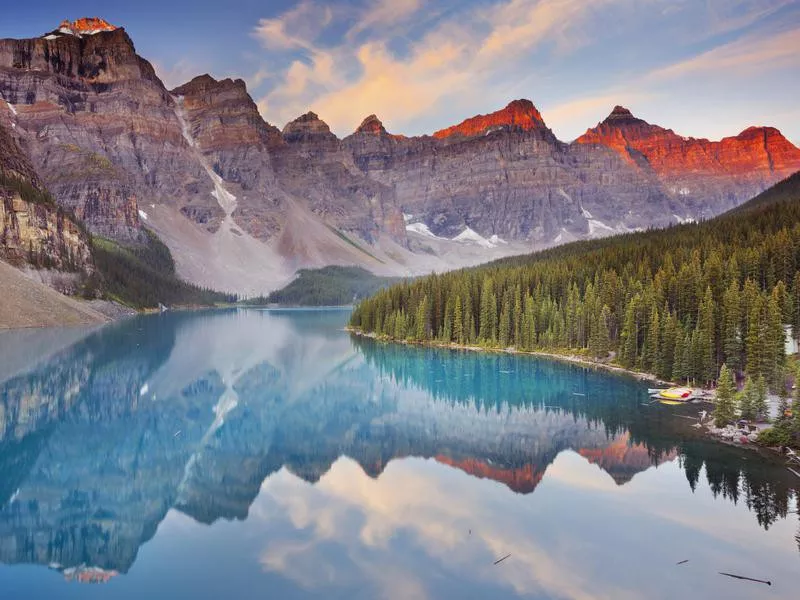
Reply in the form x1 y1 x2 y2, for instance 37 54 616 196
587 219 616 237
406 222 443 239
454 227 502 248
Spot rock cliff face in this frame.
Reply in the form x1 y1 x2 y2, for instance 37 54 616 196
0 26 216 241
2 21 799 294
576 106 800 216
0 122 92 271
433 99 547 139
170 75 285 240
273 111 404 245
343 102 679 243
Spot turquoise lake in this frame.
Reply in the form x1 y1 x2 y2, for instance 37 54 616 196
0 308 798 599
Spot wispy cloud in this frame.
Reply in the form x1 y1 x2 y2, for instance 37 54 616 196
253 0 334 52
347 0 424 39
152 58 205 90
647 26 800 81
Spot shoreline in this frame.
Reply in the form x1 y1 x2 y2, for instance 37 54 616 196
346 327 674 386
347 328 793 458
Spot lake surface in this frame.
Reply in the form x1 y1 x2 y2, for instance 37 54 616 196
0 309 797 599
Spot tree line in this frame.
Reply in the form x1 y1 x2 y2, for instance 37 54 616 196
350 173 800 392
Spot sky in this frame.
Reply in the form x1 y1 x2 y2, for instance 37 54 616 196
1 0 799 143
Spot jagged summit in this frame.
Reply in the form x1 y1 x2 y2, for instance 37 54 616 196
355 114 387 135
603 105 642 124
45 17 118 39
282 111 337 142
433 99 547 139
171 74 248 97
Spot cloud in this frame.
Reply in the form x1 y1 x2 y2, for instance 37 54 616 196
253 0 334 52
647 26 800 81
152 58 204 90
254 0 618 134
347 0 424 39
703 0 797 36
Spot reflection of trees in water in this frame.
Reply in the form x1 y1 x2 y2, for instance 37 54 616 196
355 337 800 540
679 440 799 533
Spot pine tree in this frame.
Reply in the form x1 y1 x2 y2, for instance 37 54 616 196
619 297 639 368
594 305 612 359
415 295 428 341
453 296 464 344
776 369 790 423
793 379 800 437
765 290 786 389
499 293 512 347
442 299 453 342
696 286 716 383
738 376 756 421
643 305 660 373
721 280 742 373
513 286 522 348
479 277 496 343
792 272 800 345
752 376 768 422
714 364 737 428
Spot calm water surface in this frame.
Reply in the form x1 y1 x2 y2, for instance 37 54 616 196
0 309 798 599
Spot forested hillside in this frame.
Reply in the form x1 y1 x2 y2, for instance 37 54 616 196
89 230 237 309
350 172 800 387
258 266 399 306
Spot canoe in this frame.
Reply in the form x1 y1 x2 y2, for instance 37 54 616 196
655 387 697 400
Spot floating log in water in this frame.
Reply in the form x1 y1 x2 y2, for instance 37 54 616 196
718 572 771 586
787 467 800 479
493 554 511 565
676 560 689 565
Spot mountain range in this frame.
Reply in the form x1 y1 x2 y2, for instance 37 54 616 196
1 18 799 295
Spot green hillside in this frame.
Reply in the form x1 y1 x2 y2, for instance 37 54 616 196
89 230 237 309
350 171 800 389
250 265 399 306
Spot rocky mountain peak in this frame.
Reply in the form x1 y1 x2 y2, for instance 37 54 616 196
577 106 658 144
603 105 642 124
354 114 388 135
49 17 118 38
282 112 337 143
171 74 248 98
433 99 546 139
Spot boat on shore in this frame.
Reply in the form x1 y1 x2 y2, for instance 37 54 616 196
649 387 707 403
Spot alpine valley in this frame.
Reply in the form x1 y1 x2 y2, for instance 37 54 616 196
1 18 800 299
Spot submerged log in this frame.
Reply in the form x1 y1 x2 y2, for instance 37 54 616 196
718 572 771 585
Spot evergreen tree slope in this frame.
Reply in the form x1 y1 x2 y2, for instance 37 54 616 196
90 230 237 309
254 266 398 306
350 171 800 385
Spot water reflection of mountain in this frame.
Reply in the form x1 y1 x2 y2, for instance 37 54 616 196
0 309 797 576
